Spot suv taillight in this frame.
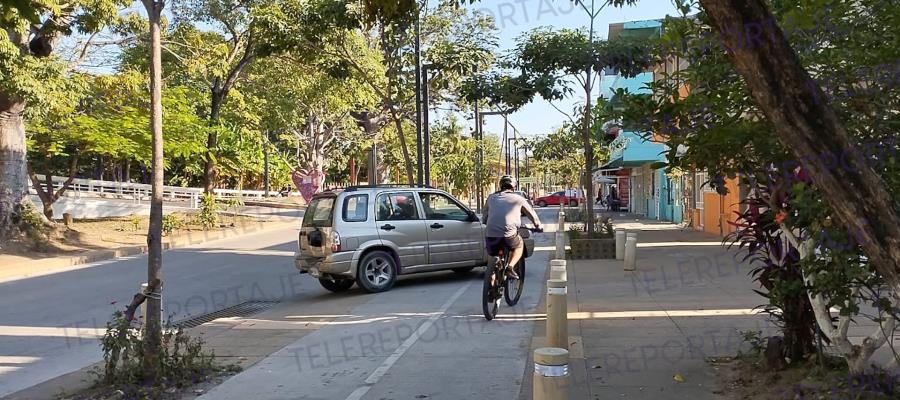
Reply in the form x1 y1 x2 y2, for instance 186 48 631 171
330 231 341 252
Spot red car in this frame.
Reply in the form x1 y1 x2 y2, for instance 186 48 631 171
534 191 583 207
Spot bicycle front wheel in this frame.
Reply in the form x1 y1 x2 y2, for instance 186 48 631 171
482 264 501 320
504 258 525 306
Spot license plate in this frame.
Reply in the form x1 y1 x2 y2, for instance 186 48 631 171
309 267 321 278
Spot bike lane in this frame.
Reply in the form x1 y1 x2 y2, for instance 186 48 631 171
198 234 553 400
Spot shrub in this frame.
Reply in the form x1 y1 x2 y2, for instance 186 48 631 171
12 202 49 243
162 214 184 236
98 311 236 397
129 215 141 231
197 193 219 229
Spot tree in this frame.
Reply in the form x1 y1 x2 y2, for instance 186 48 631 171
613 0 900 371
0 0 128 238
25 72 207 218
258 0 496 185
464 9 651 232
141 0 165 383
692 0 900 298
244 51 379 185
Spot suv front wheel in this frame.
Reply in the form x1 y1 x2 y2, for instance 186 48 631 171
356 250 398 293
319 278 355 292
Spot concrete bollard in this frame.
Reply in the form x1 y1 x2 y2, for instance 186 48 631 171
557 211 565 231
546 279 568 350
624 236 637 271
533 347 570 400
555 231 565 259
615 228 626 260
549 259 567 281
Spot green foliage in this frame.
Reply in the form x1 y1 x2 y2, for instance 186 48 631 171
11 201 48 244
128 215 142 232
197 193 219 229
162 214 184 236
98 311 231 397
736 330 766 359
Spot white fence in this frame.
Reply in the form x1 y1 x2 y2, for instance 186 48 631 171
28 175 297 209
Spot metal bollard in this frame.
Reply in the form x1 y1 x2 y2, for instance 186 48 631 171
546 279 568 350
615 228 626 260
549 259 567 281
533 347 570 400
557 211 565 231
624 236 637 271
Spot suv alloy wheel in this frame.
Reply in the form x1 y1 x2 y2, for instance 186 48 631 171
356 250 398 293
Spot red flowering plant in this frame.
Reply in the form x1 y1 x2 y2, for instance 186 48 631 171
726 170 815 365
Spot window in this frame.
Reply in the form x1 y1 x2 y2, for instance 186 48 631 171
420 193 470 221
302 197 335 227
376 192 420 221
695 171 707 209
342 195 369 222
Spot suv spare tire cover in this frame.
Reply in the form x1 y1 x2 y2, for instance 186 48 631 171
308 228 323 247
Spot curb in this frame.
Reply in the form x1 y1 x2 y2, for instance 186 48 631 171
241 200 305 209
0 218 298 283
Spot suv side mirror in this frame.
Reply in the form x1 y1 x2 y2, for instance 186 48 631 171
467 210 479 222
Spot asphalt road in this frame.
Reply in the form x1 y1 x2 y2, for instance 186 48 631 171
0 207 559 398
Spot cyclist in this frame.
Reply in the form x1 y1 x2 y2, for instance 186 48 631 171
482 175 543 280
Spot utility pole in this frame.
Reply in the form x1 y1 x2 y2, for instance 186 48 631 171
263 131 269 196
423 64 432 186
414 11 424 186
474 104 482 213
503 116 509 174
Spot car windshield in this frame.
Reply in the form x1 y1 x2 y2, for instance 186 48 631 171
302 196 335 227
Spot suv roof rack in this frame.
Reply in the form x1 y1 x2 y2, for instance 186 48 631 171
344 184 435 192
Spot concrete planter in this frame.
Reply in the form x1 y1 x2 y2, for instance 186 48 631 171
567 237 616 259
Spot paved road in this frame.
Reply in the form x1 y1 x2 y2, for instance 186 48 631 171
0 208 559 398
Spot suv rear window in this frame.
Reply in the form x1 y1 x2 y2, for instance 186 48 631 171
343 195 369 222
302 196 335 227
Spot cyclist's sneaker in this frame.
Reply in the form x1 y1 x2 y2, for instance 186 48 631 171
506 268 519 280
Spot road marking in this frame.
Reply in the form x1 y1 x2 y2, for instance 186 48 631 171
343 282 473 400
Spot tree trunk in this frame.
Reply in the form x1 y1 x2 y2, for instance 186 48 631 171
0 95 28 239
141 0 165 384
389 109 415 185
203 91 224 193
124 161 130 182
700 0 900 291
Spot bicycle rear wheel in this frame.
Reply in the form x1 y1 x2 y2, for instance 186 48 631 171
482 263 501 320
504 258 525 306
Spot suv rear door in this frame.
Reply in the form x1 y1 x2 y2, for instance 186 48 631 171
374 191 428 268
419 191 483 266
300 194 336 258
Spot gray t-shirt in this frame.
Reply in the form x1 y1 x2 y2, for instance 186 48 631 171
483 191 541 238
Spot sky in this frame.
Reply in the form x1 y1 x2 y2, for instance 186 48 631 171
455 0 682 141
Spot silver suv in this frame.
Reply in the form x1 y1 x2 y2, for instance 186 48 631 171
295 185 534 293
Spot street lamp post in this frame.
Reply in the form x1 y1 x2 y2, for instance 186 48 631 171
414 11 424 186
477 110 507 212
422 63 435 187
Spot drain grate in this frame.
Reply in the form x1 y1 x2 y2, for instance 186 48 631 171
174 300 280 329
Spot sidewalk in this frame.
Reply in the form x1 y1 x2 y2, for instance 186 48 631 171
523 214 776 399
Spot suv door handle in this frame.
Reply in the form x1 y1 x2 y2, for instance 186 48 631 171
430 223 444 229
380 224 396 231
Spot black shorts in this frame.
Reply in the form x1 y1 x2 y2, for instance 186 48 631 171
485 235 523 257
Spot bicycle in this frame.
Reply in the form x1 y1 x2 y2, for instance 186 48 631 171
482 226 542 321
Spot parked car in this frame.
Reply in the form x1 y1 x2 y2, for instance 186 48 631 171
534 191 583 207
295 185 535 293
